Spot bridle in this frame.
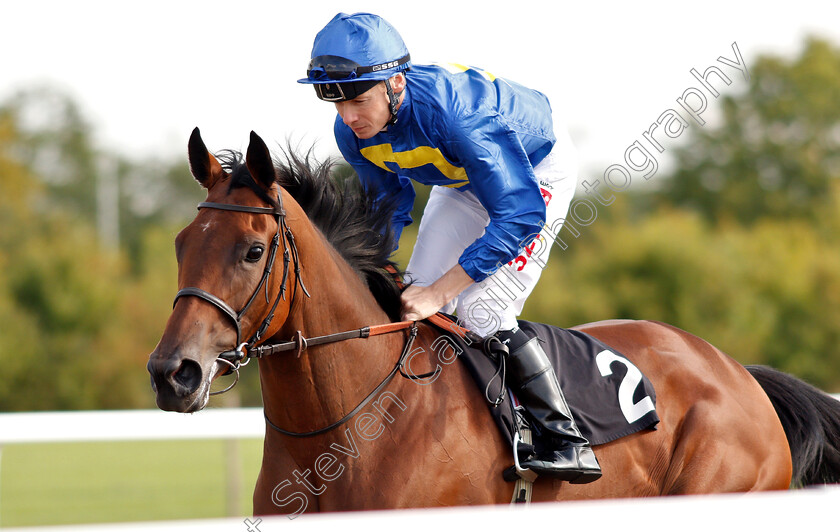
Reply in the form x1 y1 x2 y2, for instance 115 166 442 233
171 190 439 437
173 192 309 394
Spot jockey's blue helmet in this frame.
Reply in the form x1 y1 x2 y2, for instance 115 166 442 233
298 12 411 103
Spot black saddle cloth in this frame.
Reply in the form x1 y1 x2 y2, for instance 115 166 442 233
428 318 660 447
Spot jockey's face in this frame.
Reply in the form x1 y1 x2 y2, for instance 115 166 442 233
335 74 405 139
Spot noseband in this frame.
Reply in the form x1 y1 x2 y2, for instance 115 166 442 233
172 193 309 394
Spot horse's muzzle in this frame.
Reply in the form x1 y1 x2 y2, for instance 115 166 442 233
147 356 207 412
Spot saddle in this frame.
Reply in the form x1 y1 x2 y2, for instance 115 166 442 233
425 314 660 449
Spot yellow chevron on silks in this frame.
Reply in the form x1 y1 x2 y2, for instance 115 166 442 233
433 62 497 82
360 144 470 188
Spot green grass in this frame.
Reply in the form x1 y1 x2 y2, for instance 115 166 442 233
0 438 263 527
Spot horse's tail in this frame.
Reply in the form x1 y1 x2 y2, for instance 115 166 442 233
746 365 840 486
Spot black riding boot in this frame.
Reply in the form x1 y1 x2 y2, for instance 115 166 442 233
498 327 602 483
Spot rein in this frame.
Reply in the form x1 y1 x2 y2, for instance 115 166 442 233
263 323 425 438
256 315 468 438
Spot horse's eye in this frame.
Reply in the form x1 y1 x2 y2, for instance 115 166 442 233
245 245 264 263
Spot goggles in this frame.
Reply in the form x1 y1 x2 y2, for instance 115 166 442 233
306 53 411 82
313 80 381 102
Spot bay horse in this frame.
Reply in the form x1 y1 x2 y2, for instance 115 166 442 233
148 129 840 515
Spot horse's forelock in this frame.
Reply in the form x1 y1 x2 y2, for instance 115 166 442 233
215 150 278 209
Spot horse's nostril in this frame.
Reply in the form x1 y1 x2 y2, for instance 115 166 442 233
172 359 203 394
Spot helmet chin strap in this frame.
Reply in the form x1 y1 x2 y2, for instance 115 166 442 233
384 78 403 126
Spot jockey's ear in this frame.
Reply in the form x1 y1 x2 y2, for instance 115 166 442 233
245 131 277 190
187 127 224 189
391 73 407 93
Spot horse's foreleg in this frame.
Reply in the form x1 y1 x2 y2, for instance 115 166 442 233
253 435 320 517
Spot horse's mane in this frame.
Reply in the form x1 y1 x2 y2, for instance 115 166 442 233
215 149 404 321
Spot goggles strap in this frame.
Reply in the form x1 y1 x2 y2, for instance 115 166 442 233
385 77 402 125
307 54 411 82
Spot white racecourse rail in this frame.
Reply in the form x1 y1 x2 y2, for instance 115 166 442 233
2 396 839 443
1 401 840 531
0 407 265 444
1 487 840 531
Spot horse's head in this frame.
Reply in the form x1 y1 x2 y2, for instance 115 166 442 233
147 128 294 412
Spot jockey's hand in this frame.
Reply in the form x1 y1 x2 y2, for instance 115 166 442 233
400 264 475 322
400 284 448 322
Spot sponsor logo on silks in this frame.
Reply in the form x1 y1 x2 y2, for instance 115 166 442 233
508 235 545 272
540 187 553 206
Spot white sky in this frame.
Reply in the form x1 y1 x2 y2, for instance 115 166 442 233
3 1 839 177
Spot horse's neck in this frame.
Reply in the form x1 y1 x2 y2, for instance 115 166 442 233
258 221 404 445
251 217 511 507
282 235 392 341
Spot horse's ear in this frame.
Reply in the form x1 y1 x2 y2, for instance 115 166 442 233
245 131 277 190
188 127 224 189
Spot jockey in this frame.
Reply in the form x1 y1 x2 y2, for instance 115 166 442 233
299 12 600 483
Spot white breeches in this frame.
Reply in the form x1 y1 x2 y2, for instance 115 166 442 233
406 146 578 337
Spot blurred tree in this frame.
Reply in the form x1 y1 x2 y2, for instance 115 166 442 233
0 86 98 216
653 37 840 224
0 86 202 266
0 89 195 410
520 37 840 390
524 190 840 391
0 110 134 409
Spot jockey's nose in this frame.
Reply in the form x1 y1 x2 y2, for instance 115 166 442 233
336 101 355 125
